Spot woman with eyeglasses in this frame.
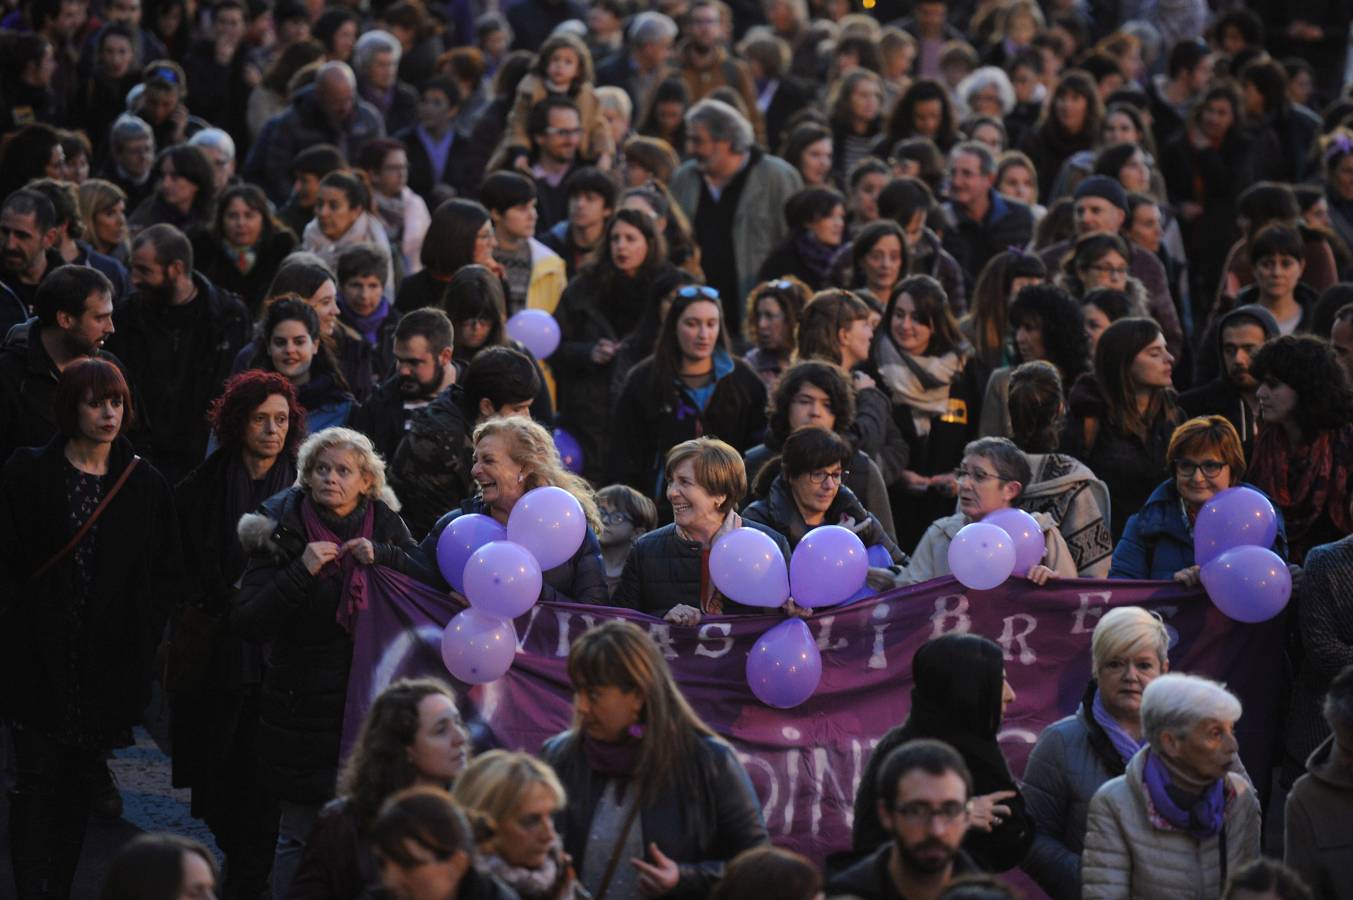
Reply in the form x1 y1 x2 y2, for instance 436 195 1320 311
1056 233 1143 304
1109 416 1288 583
902 436 1074 585
852 632 1035 873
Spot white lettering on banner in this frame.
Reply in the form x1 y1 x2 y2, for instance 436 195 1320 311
737 739 880 837
784 748 800 833
999 728 1039 744
810 747 855 838
813 616 850 651
514 605 545 653
370 624 442 702
695 622 734 658
645 623 679 659
553 609 598 656
1154 606 1181 649
1071 591 1111 634
999 613 1038 665
930 593 972 638
737 752 780 825
869 603 889 669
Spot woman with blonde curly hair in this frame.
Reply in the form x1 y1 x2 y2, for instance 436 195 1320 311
233 426 421 898
416 416 608 604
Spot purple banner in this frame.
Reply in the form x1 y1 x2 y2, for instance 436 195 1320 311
346 568 1285 863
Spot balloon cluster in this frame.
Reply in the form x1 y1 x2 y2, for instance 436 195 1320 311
435 487 586 683
709 525 869 708
947 508 1044 591
1194 487 1290 623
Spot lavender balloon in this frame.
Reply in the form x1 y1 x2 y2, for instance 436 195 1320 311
440 608 517 684
709 528 790 608
1194 487 1279 567
789 525 868 608
506 309 561 359
462 540 543 618
982 508 1045 573
506 486 587 570
948 522 1016 590
866 544 893 569
1200 545 1291 623
552 428 584 474
746 619 822 708
435 513 506 593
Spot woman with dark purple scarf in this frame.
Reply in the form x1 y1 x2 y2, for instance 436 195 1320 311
1081 673 1261 898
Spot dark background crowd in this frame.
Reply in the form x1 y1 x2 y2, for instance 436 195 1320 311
2 0 1353 896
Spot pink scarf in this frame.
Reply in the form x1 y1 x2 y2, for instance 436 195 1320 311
300 495 375 633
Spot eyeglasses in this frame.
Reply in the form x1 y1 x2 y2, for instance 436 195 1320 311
806 469 847 486
678 285 720 301
953 466 1003 483
893 801 969 826
1174 459 1226 478
544 126 583 138
1087 263 1129 278
599 509 632 525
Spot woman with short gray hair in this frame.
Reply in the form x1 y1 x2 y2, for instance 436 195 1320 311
1082 673 1260 898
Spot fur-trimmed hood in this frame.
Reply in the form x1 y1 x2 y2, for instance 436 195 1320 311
236 484 403 556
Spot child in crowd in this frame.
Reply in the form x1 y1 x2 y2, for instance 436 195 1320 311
596 484 658 596
337 243 401 381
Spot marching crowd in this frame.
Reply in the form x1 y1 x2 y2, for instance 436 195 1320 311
1 0 1353 896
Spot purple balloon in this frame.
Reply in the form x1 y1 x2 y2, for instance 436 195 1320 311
436 514 506 593
710 528 790 608
866 544 893 569
1200 545 1291 623
463 540 543 618
506 309 560 359
1194 487 1279 567
552 428 584 474
441 608 517 684
947 522 1016 590
789 525 868 608
982 508 1045 573
506 486 587 570
746 619 822 708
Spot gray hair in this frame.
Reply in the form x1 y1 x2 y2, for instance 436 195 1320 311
630 11 678 47
296 426 398 511
685 98 754 155
957 66 1016 116
951 140 996 176
1141 673 1242 751
188 127 236 163
962 436 1031 492
354 30 401 75
110 113 153 151
317 60 358 90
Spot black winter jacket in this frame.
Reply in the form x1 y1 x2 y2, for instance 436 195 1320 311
742 480 906 565
940 191 1035 295
827 841 980 897
349 375 412 463
612 520 791 617
0 436 181 735
196 229 298 315
542 731 769 899
387 384 475 540
232 487 418 803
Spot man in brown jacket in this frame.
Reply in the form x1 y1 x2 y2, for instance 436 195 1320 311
671 0 765 146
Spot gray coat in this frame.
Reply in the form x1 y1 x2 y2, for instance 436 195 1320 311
1082 748 1261 899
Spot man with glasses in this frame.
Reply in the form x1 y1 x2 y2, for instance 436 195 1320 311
1036 175 1182 360
523 96 584 234
828 739 980 899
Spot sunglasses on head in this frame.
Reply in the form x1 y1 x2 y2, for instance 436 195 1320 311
677 285 720 300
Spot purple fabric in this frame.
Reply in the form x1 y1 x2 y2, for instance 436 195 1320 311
340 296 392 347
1092 687 1146 765
300 496 374 633
1142 749 1228 838
343 568 1285 864
582 734 642 778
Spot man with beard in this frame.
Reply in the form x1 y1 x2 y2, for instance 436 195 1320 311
0 264 118 462
0 189 65 332
828 739 980 899
107 223 249 484
351 308 457 461
1179 305 1279 460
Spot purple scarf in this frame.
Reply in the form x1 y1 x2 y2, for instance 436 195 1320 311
1141 749 1227 839
300 495 375 633
583 734 641 779
340 296 392 347
1092 688 1146 765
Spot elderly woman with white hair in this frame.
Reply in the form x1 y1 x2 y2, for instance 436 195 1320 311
956 66 1016 120
1022 607 1170 900
233 426 419 898
353 29 419 133
1081 673 1261 899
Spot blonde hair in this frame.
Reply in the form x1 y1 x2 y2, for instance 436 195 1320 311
452 750 566 846
595 85 633 122
664 437 747 514
77 179 128 254
296 426 398 510
471 417 601 533
1091 606 1170 675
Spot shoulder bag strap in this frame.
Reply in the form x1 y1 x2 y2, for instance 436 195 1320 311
28 456 140 584
594 792 643 900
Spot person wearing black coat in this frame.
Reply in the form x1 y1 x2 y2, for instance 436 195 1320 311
197 226 298 316
232 432 420 899
1179 304 1279 461
756 187 848 293
852 633 1035 874
0 359 181 900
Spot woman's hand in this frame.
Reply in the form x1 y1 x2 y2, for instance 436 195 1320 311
901 470 931 493
664 604 701 627
590 339 617 365
966 790 1017 832
1172 565 1202 588
483 256 507 279
341 538 376 565
866 567 897 591
1025 564 1056 585
632 843 681 897
930 472 958 496
783 598 811 618
850 370 876 391
301 541 340 575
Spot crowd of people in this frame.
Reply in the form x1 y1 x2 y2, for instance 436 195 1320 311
2 0 1353 896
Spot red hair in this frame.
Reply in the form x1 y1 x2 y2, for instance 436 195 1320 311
54 358 134 438
207 370 307 456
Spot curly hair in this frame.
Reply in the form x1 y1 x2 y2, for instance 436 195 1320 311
744 276 810 353
295 426 395 508
1009 283 1090 384
471 416 601 533
207 370 307 456
339 678 460 832
765 360 856 447
1251 335 1353 435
